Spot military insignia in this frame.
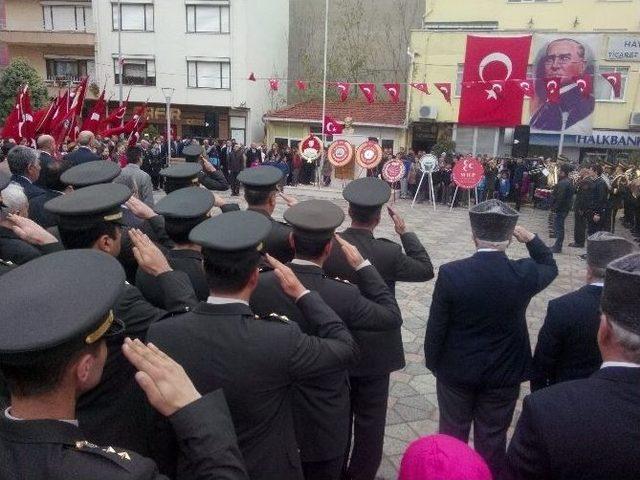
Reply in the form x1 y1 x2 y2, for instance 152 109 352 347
268 313 290 324
75 440 98 450
334 277 351 285
118 451 132 461
104 446 116 454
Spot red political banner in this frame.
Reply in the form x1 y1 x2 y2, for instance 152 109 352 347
453 157 484 189
458 35 532 127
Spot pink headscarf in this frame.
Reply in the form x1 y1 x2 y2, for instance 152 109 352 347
398 435 492 480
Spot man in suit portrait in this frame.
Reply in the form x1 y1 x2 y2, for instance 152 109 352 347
530 38 595 134
507 253 640 480
424 199 558 478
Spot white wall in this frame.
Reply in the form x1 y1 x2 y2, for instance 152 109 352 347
93 0 289 142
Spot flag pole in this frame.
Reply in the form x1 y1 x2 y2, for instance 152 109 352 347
319 0 329 189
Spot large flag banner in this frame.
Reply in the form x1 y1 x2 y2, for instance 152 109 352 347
530 34 600 135
458 35 532 127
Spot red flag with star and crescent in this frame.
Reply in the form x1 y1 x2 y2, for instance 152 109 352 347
359 83 376 104
383 83 401 103
434 83 452 103
458 35 532 127
601 72 622 98
336 82 351 102
576 74 593 99
545 77 562 104
516 79 535 97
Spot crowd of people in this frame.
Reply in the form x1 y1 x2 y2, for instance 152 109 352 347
0 131 638 480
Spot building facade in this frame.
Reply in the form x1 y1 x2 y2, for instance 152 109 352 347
408 0 640 163
0 0 289 143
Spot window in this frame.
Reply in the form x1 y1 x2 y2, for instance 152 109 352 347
46 59 94 82
595 66 628 101
43 4 93 31
453 126 500 156
186 5 230 33
112 3 154 31
230 117 246 144
187 60 230 89
114 58 156 86
455 64 464 97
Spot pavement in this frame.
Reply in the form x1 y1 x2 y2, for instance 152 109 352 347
160 183 633 479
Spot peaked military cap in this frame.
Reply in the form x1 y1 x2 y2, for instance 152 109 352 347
0 250 125 365
182 142 203 159
61 160 121 188
343 178 391 208
160 163 202 193
601 253 640 335
0 171 10 191
45 183 131 229
238 166 283 190
587 232 636 269
284 200 345 241
469 199 519 242
155 186 214 220
189 210 271 253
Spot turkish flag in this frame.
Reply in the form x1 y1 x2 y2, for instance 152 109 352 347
295 80 308 91
410 83 430 95
515 79 534 97
434 83 452 103
601 72 622 98
335 82 351 102
359 83 376 103
576 74 593 99
248 72 256 81
323 115 344 135
269 79 279 91
545 77 562 104
81 89 107 134
383 83 401 103
458 35 532 127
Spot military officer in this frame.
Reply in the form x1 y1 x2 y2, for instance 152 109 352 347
145 210 358 480
44 184 199 455
182 141 229 192
160 163 202 194
250 200 402 480
322 177 434 480
0 250 248 479
136 186 214 305
60 160 122 189
221 165 295 263
532 231 636 391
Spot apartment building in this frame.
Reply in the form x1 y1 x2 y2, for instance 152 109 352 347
408 0 640 163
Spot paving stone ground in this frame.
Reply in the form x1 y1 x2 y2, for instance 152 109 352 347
163 183 634 479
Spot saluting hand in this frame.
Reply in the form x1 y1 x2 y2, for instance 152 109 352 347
125 196 156 220
335 234 365 269
6 213 58 246
387 206 407 235
122 337 201 417
513 225 535 244
129 228 172 276
265 253 307 300
278 190 299 207
201 159 216 173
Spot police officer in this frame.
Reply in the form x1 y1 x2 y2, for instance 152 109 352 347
0 250 247 479
323 177 434 480
136 186 214 305
250 200 402 480
146 210 358 480
44 183 199 455
221 165 295 263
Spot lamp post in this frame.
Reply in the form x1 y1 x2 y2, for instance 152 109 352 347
162 87 175 165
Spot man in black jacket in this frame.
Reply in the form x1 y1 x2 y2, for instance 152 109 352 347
251 200 401 480
507 253 640 480
146 210 358 480
35 134 57 187
550 163 574 253
569 168 596 248
182 141 230 192
424 199 558 477
589 163 610 234
65 131 101 166
6 145 46 211
0 250 247 480
532 232 636 391
322 178 433 480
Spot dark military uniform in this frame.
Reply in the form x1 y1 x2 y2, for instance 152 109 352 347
146 211 358 480
321 178 434 480
250 200 401 480
181 141 230 192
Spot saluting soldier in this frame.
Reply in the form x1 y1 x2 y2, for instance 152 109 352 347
323 177 434 480
532 232 636 391
145 210 359 480
44 183 199 455
136 187 214 306
182 141 230 192
250 200 401 480
0 250 248 480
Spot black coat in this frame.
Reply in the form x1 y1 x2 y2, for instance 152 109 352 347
531 284 602 391
29 188 62 228
146 293 358 480
424 237 558 388
250 261 400 462
10 174 46 201
77 271 199 457
136 249 209 307
507 367 640 480
592 177 609 216
324 228 434 375
0 391 248 480
35 151 56 186
199 170 229 191
65 146 101 166
551 178 574 214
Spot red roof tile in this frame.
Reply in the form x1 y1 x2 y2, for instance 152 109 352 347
264 99 406 127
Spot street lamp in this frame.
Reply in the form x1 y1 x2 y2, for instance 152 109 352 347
162 87 175 164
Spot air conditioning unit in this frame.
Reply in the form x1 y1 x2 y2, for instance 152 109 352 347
419 106 438 120
630 112 640 130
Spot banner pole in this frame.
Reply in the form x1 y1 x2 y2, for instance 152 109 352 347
411 171 427 209
429 172 436 212
450 185 459 211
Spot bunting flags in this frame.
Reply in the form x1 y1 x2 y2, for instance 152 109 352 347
383 83 401 103
269 79 279 91
295 80 308 91
248 72 256 81
359 83 376 103
410 83 430 95
336 82 351 102
601 72 622 98
576 74 593 99
517 79 534 97
544 77 562 104
434 83 452 104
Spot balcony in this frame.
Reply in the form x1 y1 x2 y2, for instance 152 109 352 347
0 29 94 47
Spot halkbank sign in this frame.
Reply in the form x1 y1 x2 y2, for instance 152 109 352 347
576 131 640 149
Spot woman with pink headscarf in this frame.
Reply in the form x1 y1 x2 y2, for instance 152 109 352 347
399 435 492 480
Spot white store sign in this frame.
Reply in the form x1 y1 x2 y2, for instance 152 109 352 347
607 36 640 62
